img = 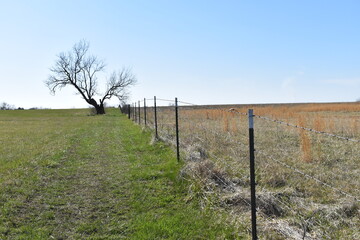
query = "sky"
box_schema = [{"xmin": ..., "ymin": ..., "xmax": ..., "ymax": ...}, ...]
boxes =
[{"xmin": 0, "ymin": 0, "xmax": 360, "ymax": 109}]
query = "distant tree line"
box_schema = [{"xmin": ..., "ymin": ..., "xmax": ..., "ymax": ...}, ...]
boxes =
[
  {"xmin": 1, "ymin": 102, "xmax": 15, "ymax": 110},
  {"xmin": 0, "ymin": 102, "xmax": 24, "ymax": 110}
]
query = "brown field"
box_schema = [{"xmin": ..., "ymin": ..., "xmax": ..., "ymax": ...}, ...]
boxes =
[{"xmin": 135, "ymin": 101, "xmax": 359, "ymax": 239}]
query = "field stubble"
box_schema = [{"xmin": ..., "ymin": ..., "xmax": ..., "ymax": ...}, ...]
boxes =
[{"xmin": 142, "ymin": 102, "xmax": 360, "ymax": 239}]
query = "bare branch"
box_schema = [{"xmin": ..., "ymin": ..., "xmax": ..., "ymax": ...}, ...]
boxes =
[{"xmin": 102, "ymin": 68, "xmax": 137, "ymax": 104}]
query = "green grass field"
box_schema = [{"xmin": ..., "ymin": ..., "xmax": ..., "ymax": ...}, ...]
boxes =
[{"xmin": 0, "ymin": 108, "xmax": 245, "ymax": 239}]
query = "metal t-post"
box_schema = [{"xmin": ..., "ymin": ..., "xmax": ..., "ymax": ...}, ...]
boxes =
[
  {"xmin": 144, "ymin": 98, "xmax": 147, "ymax": 126},
  {"xmin": 128, "ymin": 104, "xmax": 130, "ymax": 119},
  {"xmin": 154, "ymin": 96, "xmax": 158, "ymax": 138},
  {"xmin": 133, "ymin": 103, "xmax": 135, "ymax": 120},
  {"xmin": 138, "ymin": 101, "xmax": 141, "ymax": 124},
  {"xmin": 175, "ymin": 97, "xmax": 180, "ymax": 162},
  {"xmin": 248, "ymin": 109, "xmax": 257, "ymax": 240}
]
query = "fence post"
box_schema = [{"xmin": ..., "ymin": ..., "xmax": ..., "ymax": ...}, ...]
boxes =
[
  {"xmin": 248, "ymin": 109, "xmax": 257, "ymax": 240},
  {"xmin": 128, "ymin": 104, "xmax": 131, "ymax": 119},
  {"xmin": 154, "ymin": 96, "xmax": 158, "ymax": 139},
  {"xmin": 175, "ymin": 97, "xmax": 180, "ymax": 162},
  {"xmin": 138, "ymin": 101, "xmax": 141, "ymax": 124},
  {"xmin": 131, "ymin": 103, "xmax": 133, "ymax": 120},
  {"xmin": 135, "ymin": 102, "xmax": 137, "ymax": 122},
  {"xmin": 144, "ymin": 98, "xmax": 147, "ymax": 126}
]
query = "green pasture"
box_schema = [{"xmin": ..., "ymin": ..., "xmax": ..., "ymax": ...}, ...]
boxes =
[{"xmin": 0, "ymin": 108, "xmax": 244, "ymax": 239}]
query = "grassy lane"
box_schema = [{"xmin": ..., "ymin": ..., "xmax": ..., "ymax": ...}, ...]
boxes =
[{"xmin": 0, "ymin": 109, "xmax": 243, "ymax": 239}]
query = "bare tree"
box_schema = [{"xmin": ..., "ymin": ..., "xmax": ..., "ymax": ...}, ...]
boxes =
[
  {"xmin": 46, "ymin": 40, "xmax": 136, "ymax": 114},
  {"xmin": 0, "ymin": 102, "xmax": 15, "ymax": 110}
]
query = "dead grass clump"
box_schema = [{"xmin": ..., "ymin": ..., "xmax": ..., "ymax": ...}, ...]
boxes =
[
  {"xmin": 230, "ymin": 118, "xmax": 238, "ymax": 133},
  {"xmin": 313, "ymin": 115, "xmax": 325, "ymax": 132},
  {"xmin": 265, "ymin": 174, "xmax": 287, "ymax": 188},
  {"xmin": 186, "ymin": 160, "xmax": 212, "ymax": 178},
  {"xmin": 150, "ymin": 135, "xmax": 159, "ymax": 145},
  {"xmin": 183, "ymin": 160, "xmax": 231, "ymax": 190},
  {"xmin": 300, "ymin": 131, "xmax": 312, "ymax": 163},
  {"xmin": 327, "ymin": 118, "xmax": 335, "ymax": 132},
  {"xmin": 221, "ymin": 192, "xmax": 251, "ymax": 209},
  {"xmin": 187, "ymin": 151, "xmax": 202, "ymax": 162},
  {"xmin": 298, "ymin": 116, "xmax": 312, "ymax": 162},
  {"xmin": 350, "ymin": 118, "xmax": 358, "ymax": 136},
  {"xmin": 257, "ymin": 192, "xmax": 285, "ymax": 217},
  {"xmin": 223, "ymin": 114, "xmax": 229, "ymax": 132},
  {"xmin": 337, "ymin": 202, "xmax": 359, "ymax": 218},
  {"xmin": 185, "ymin": 144, "xmax": 207, "ymax": 162},
  {"xmin": 230, "ymin": 177, "xmax": 249, "ymax": 187},
  {"xmin": 205, "ymin": 111, "xmax": 210, "ymax": 120},
  {"xmin": 210, "ymin": 166, "xmax": 229, "ymax": 188}
]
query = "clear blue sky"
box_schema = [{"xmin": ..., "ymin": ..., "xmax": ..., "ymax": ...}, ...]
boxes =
[{"xmin": 1, "ymin": 0, "xmax": 360, "ymax": 108}]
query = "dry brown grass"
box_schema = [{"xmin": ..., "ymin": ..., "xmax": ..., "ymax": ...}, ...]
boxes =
[
  {"xmin": 223, "ymin": 113, "xmax": 229, "ymax": 132},
  {"xmin": 141, "ymin": 102, "xmax": 360, "ymax": 239},
  {"xmin": 298, "ymin": 116, "xmax": 312, "ymax": 163}
]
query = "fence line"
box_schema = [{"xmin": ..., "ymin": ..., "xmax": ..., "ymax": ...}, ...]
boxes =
[
  {"xmin": 126, "ymin": 97, "xmax": 360, "ymax": 239},
  {"xmin": 128, "ymin": 100, "xmax": 360, "ymax": 196}
]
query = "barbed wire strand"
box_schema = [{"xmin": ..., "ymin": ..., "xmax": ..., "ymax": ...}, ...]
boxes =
[
  {"xmin": 142, "ymin": 98, "xmax": 250, "ymax": 114},
  {"xmin": 254, "ymin": 190, "xmax": 332, "ymax": 240},
  {"xmin": 200, "ymin": 163, "xmax": 252, "ymax": 207},
  {"xmin": 254, "ymin": 114, "xmax": 360, "ymax": 143},
  {"xmin": 267, "ymin": 137, "xmax": 360, "ymax": 196},
  {"xmin": 273, "ymin": 139, "xmax": 360, "ymax": 195},
  {"xmin": 208, "ymin": 153, "xmax": 250, "ymax": 186},
  {"xmin": 255, "ymin": 149, "xmax": 359, "ymax": 202}
]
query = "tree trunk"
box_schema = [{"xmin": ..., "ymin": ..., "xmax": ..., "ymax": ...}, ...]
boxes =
[
  {"xmin": 95, "ymin": 104, "xmax": 105, "ymax": 114},
  {"xmin": 89, "ymin": 98, "xmax": 106, "ymax": 115}
]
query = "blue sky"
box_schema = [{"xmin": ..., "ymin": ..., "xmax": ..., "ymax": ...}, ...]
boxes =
[{"xmin": 0, "ymin": 0, "xmax": 360, "ymax": 108}]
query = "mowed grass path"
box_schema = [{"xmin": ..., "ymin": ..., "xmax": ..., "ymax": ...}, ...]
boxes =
[{"xmin": 0, "ymin": 109, "xmax": 242, "ymax": 239}]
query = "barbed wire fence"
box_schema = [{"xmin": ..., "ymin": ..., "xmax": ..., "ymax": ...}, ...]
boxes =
[{"xmin": 122, "ymin": 97, "xmax": 360, "ymax": 240}]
